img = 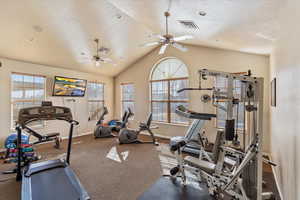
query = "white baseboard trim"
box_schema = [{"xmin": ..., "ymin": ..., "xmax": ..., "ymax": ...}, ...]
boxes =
[
  {"xmin": 264, "ymin": 152, "xmax": 283, "ymax": 200},
  {"xmin": 140, "ymin": 132, "xmax": 171, "ymax": 140},
  {"xmin": 60, "ymin": 131, "xmax": 93, "ymax": 140}
]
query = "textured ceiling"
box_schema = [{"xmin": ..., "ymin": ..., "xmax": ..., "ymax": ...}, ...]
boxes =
[{"xmin": 0, "ymin": 0, "xmax": 282, "ymax": 77}]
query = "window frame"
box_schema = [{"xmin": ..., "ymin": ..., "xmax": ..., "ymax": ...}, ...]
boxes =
[
  {"xmin": 150, "ymin": 77, "xmax": 189, "ymax": 124},
  {"xmin": 87, "ymin": 81, "xmax": 105, "ymax": 121},
  {"xmin": 121, "ymin": 82, "xmax": 135, "ymax": 117},
  {"xmin": 150, "ymin": 56, "xmax": 190, "ymax": 125},
  {"xmin": 10, "ymin": 72, "xmax": 46, "ymax": 129}
]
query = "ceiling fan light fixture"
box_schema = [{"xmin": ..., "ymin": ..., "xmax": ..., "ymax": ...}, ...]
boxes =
[
  {"xmin": 140, "ymin": 10, "xmax": 193, "ymax": 55},
  {"xmin": 199, "ymin": 11, "xmax": 207, "ymax": 16}
]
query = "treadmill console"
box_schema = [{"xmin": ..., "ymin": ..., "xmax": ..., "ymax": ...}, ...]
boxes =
[
  {"xmin": 175, "ymin": 105, "xmax": 216, "ymax": 120},
  {"xmin": 18, "ymin": 103, "xmax": 73, "ymax": 126}
]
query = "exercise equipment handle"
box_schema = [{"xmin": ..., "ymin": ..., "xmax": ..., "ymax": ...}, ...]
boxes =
[
  {"xmin": 71, "ymin": 120, "xmax": 79, "ymax": 125},
  {"xmin": 263, "ymin": 158, "xmax": 277, "ymax": 166},
  {"xmin": 177, "ymin": 87, "xmax": 213, "ymax": 93}
]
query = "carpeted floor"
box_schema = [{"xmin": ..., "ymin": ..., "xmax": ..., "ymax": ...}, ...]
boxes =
[
  {"xmin": 0, "ymin": 135, "xmax": 161, "ymax": 200},
  {"xmin": 0, "ymin": 134, "xmax": 280, "ymax": 200}
]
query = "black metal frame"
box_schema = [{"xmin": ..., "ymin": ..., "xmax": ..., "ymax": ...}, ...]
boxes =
[
  {"xmin": 16, "ymin": 104, "xmax": 79, "ymax": 181},
  {"xmin": 22, "ymin": 126, "xmax": 60, "ymax": 147}
]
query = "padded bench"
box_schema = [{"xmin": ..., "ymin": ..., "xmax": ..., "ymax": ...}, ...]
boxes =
[{"xmin": 184, "ymin": 156, "xmax": 216, "ymax": 174}]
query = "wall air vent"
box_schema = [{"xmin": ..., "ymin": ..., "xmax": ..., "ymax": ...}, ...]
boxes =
[{"xmin": 178, "ymin": 20, "xmax": 199, "ymax": 30}]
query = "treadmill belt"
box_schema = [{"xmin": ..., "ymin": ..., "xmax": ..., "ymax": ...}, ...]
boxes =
[
  {"xmin": 137, "ymin": 176, "xmax": 213, "ymax": 200},
  {"xmin": 31, "ymin": 168, "xmax": 80, "ymax": 200}
]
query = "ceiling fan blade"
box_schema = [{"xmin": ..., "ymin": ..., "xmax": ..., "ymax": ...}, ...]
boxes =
[
  {"xmin": 102, "ymin": 58, "xmax": 113, "ymax": 63},
  {"xmin": 95, "ymin": 61, "xmax": 101, "ymax": 67},
  {"xmin": 173, "ymin": 35, "xmax": 194, "ymax": 42},
  {"xmin": 159, "ymin": 44, "xmax": 168, "ymax": 55},
  {"xmin": 141, "ymin": 41, "xmax": 160, "ymax": 47},
  {"xmin": 172, "ymin": 43, "xmax": 188, "ymax": 52},
  {"xmin": 78, "ymin": 58, "xmax": 91, "ymax": 64},
  {"xmin": 153, "ymin": 34, "xmax": 165, "ymax": 40}
]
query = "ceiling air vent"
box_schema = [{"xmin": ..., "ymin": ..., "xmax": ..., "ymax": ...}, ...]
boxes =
[{"xmin": 178, "ymin": 20, "xmax": 199, "ymax": 30}]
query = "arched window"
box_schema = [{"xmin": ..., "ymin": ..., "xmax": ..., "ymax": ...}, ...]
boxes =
[{"xmin": 150, "ymin": 58, "xmax": 189, "ymax": 124}]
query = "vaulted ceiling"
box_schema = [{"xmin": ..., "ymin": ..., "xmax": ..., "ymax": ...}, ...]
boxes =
[{"xmin": 0, "ymin": 0, "xmax": 282, "ymax": 77}]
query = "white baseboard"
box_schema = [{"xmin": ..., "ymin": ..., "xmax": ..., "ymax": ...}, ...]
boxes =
[
  {"xmin": 140, "ymin": 131, "xmax": 171, "ymax": 140},
  {"xmin": 60, "ymin": 131, "xmax": 93, "ymax": 140}
]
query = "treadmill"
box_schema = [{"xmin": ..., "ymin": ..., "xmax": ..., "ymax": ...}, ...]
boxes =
[
  {"xmin": 16, "ymin": 101, "xmax": 90, "ymax": 200},
  {"xmin": 175, "ymin": 105, "xmax": 216, "ymax": 155}
]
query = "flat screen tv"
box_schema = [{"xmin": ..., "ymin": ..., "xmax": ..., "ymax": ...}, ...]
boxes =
[{"xmin": 53, "ymin": 76, "xmax": 87, "ymax": 97}]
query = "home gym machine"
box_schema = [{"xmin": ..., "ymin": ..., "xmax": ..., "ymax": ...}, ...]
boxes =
[
  {"xmin": 169, "ymin": 69, "xmax": 274, "ymax": 200},
  {"xmin": 94, "ymin": 106, "xmax": 132, "ymax": 138},
  {"xmin": 16, "ymin": 101, "xmax": 90, "ymax": 200},
  {"xmin": 118, "ymin": 110, "xmax": 158, "ymax": 145},
  {"xmin": 139, "ymin": 69, "xmax": 274, "ymax": 200}
]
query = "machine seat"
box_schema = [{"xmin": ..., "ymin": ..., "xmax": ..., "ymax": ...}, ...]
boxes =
[
  {"xmin": 184, "ymin": 156, "xmax": 216, "ymax": 174},
  {"xmin": 169, "ymin": 136, "xmax": 187, "ymax": 152}
]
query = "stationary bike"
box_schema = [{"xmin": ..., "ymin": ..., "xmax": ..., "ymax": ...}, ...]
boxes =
[
  {"xmin": 118, "ymin": 110, "xmax": 158, "ymax": 145},
  {"xmin": 94, "ymin": 107, "xmax": 132, "ymax": 138}
]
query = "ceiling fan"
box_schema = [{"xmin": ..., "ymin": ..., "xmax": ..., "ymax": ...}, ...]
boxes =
[
  {"xmin": 142, "ymin": 11, "xmax": 194, "ymax": 55},
  {"xmin": 80, "ymin": 39, "xmax": 114, "ymax": 67}
]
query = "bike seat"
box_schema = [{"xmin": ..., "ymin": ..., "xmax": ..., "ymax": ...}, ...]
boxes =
[{"xmin": 169, "ymin": 136, "xmax": 187, "ymax": 152}]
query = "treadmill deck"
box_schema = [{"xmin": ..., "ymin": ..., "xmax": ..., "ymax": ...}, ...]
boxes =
[{"xmin": 22, "ymin": 159, "xmax": 90, "ymax": 200}]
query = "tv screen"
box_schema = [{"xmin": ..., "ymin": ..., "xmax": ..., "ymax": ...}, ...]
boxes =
[{"xmin": 53, "ymin": 76, "xmax": 87, "ymax": 97}]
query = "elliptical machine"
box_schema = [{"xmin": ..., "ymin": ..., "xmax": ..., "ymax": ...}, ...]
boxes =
[
  {"xmin": 94, "ymin": 107, "xmax": 114, "ymax": 138},
  {"xmin": 118, "ymin": 110, "xmax": 158, "ymax": 145},
  {"xmin": 94, "ymin": 107, "xmax": 133, "ymax": 138}
]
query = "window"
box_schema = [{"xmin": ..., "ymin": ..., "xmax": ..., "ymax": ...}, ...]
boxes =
[
  {"xmin": 150, "ymin": 58, "xmax": 189, "ymax": 124},
  {"xmin": 121, "ymin": 83, "xmax": 135, "ymax": 115},
  {"xmin": 87, "ymin": 82, "xmax": 105, "ymax": 121},
  {"xmin": 11, "ymin": 73, "xmax": 46, "ymax": 128},
  {"xmin": 215, "ymin": 76, "xmax": 245, "ymax": 129}
]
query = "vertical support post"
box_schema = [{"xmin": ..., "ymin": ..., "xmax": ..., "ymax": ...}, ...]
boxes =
[
  {"xmin": 167, "ymin": 80, "xmax": 171, "ymax": 123},
  {"xmin": 226, "ymin": 77, "xmax": 234, "ymax": 120},
  {"xmin": 16, "ymin": 125, "xmax": 22, "ymax": 181},
  {"xmin": 66, "ymin": 122, "xmax": 75, "ymax": 165},
  {"xmin": 256, "ymin": 78, "xmax": 264, "ymax": 200}
]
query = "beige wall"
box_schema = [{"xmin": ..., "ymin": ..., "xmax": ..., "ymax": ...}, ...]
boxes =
[
  {"xmin": 0, "ymin": 58, "xmax": 114, "ymax": 144},
  {"xmin": 270, "ymin": 0, "xmax": 300, "ymax": 199},
  {"xmin": 114, "ymin": 45, "xmax": 270, "ymax": 152}
]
